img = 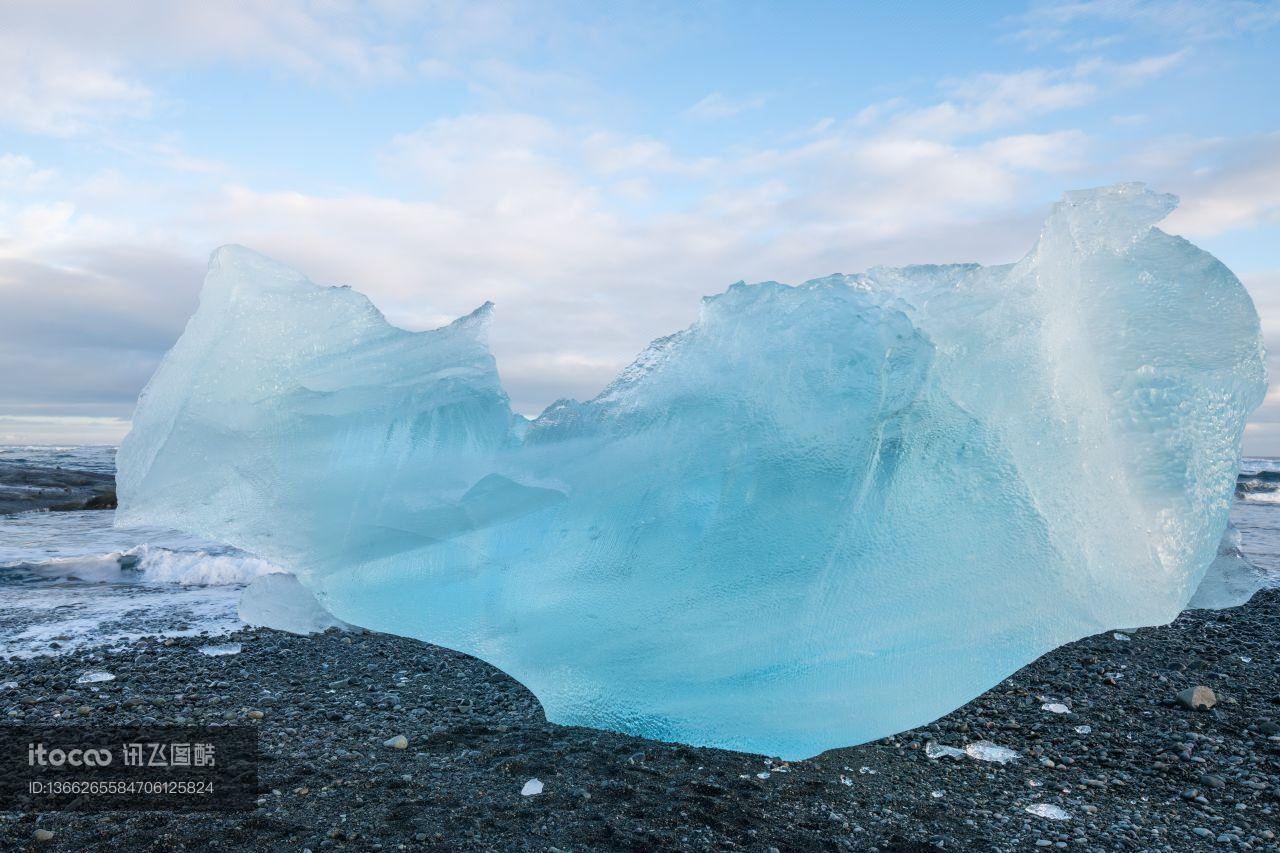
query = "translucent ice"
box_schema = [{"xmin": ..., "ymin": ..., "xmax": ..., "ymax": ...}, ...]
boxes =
[
  {"xmin": 1186, "ymin": 524, "xmax": 1269, "ymax": 609},
  {"xmin": 116, "ymin": 184, "xmax": 1266, "ymax": 759},
  {"xmin": 964, "ymin": 741, "xmax": 1020, "ymax": 764},
  {"xmin": 1025, "ymin": 803, "xmax": 1071, "ymax": 821},
  {"xmin": 237, "ymin": 573, "xmax": 350, "ymax": 635}
]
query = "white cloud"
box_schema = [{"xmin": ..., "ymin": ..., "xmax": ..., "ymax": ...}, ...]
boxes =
[
  {"xmin": 685, "ymin": 91, "xmax": 768, "ymax": 120},
  {"xmin": 0, "ymin": 42, "xmax": 153, "ymax": 136},
  {"xmin": 0, "ymin": 81, "xmax": 1119, "ymax": 418},
  {"xmin": 0, "ymin": 6, "xmax": 1268, "ymax": 435},
  {"xmin": 1073, "ymin": 48, "xmax": 1190, "ymax": 84},
  {"xmin": 862, "ymin": 47, "xmax": 1183, "ymax": 140},
  {"xmin": 979, "ymin": 130, "xmax": 1092, "ymax": 171},
  {"xmin": 1160, "ymin": 133, "xmax": 1280, "ymax": 236},
  {"xmin": 0, "ymin": 415, "xmax": 130, "ymax": 445},
  {"xmin": 0, "ymin": 155, "xmax": 56, "ymax": 192},
  {"xmin": 1014, "ymin": 0, "xmax": 1280, "ymax": 46},
  {"xmin": 0, "ymin": 0, "xmax": 469, "ymax": 135}
]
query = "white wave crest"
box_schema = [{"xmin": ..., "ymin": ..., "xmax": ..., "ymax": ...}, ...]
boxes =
[{"xmin": 21, "ymin": 544, "xmax": 286, "ymax": 587}]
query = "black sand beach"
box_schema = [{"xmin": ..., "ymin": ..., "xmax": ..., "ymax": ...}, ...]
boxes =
[{"xmin": 0, "ymin": 589, "xmax": 1277, "ymax": 851}]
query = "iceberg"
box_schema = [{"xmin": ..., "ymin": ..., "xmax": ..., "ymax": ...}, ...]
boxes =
[{"xmin": 116, "ymin": 184, "xmax": 1266, "ymax": 759}]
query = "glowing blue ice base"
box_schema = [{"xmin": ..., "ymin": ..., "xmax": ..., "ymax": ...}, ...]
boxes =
[{"xmin": 118, "ymin": 185, "xmax": 1266, "ymax": 758}]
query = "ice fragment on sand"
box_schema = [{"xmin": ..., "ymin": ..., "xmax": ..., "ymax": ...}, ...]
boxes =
[
  {"xmin": 1041, "ymin": 702, "xmax": 1070, "ymax": 714},
  {"xmin": 1025, "ymin": 803, "xmax": 1071, "ymax": 821},
  {"xmin": 198, "ymin": 643, "xmax": 242, "ymax": 656},
  {"xmin": 116, "ymin": 184, "xmax": 1267, "ymax": 758},
  {"xmin": 75, "ymin": 671, "xmax": 114, "ymax": 684},
  {"xmin": 965, "ymin": 741, "xmax": 1019, "ymax": 764},
  {"xmin": 925, "ymin": 742, "xmax": 967, "ymax": 760},
  {"xmin": 1074, "ymin": 725, "xmax": 1092, "ymax": 734},
  {"xmin": 521, "ymin": 779, "xmax": 543, "ymax": 796}
]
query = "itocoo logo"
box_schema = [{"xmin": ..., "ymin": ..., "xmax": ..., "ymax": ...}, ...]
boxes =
[{"xmin": 28, "ymin": 743, "xmax": 113, "ymax": 767}]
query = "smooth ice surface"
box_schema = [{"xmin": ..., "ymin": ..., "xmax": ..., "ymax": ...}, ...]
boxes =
[
  {"xmin": 1186, "ymin": 523, "xmax": 1269, "ymax": 609},
  {"xmin": 1026, "ymin": 804, "xmax": 1071, "ymax": 821},
  {"xmin": 237, "ymin": 574, "xmax": 350, "ymax": 635},
  {"xmin": 117, "ymin": 184, "xmax": 1266, "ymax": 759},
  {"xmin": 964, "ymin": 741, "xmax": 1020, "ymax": 764}
]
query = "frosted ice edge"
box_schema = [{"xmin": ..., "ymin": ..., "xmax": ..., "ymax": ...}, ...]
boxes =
[{"xmin": 117, "ymin": 185, "xmax": 1266, "ymax": 759}]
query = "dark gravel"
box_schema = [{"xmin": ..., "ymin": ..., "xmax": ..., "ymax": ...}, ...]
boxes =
[{"xmin": 1, "ymin": 589, "xmax": 1277, "ymax": 852}]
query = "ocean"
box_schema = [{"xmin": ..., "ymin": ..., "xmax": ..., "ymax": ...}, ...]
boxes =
[
  {"xmin": 0, "ymin": 445, "xmax": 284, "ymax": 658},
  {"xmin": 2, "ymin": 445, "xmax": 1279, "ymax": 660}
]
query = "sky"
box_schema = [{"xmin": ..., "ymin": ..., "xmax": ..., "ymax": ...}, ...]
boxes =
[{"xmin": 0, "ymin": 0, "xmax": 1278, "ymax": 450}]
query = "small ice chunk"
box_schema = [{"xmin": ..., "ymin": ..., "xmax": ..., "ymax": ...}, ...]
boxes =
[
  {"xmin": 75, "ymin": 671, "xmax": 115, "ymax": 684},
  {"xmin": 199, "ymin": 643, "xmax": 242, "ymax": 657},
  {"xmin": 238, "ymin": 574, "xmax": 350, "ymax": 635},
  {"xmin": 520, "ymin": 778, "xmax": 543, "ymax": 796},
  {"xmin": 925, "ymin": 741, "xmax": 966, "ymax": 760},
  {"xmin": 1074, "ymin": 725, "xmax": 1092, "ymax": 734},
  {"xmin": 1113, "ymin": 632, "xmax": 1130, "ymax": 641},
  {"xmin": 931, "ymin": 789, "xmax": 945, "ymax": 798},
  {"xmin": 1241, "ymin": 656, "xmax": 1252, "ymax": 663},
  {"xmin": 839, "ymin": 775, "xmax": 853, "ymax": 786},
  {"xmin": 1041, "ymin": 702, "xmax": 1070, "ymax": 714},
  {"xmin": 756, "ymin": 772, "xmax": 770, "ymax": 779},
  {"xmin": 1025, "ymin": 803, "xmax": 1071, "ymax": 821},
  {"xmin": 965, "ymin": 741, "xmax": 1019, "ymax": 764},
  {"xmin": 858, "ymin": 766, "xmax": 876, "ymax": 775},
  {"xmin": 0, "ymin": 681, "xmax": 17, "ymax": 691}
]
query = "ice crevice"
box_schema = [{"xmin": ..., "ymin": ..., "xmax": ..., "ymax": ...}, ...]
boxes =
[{"xmin": 116, "ymin": 184, "xmax": 1266, "ymax": 759}]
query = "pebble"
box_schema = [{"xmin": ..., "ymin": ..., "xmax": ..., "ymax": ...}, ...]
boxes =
[
  {"xmin": 0, "ymin": 587, "xmax": 1275, "ymax": 852},
  {"xmin": 33, "ymin": 829, "xmax": 53, "ymax": 842},
  {"xmin": 1176, "ymin": 685, "xmax": 1217, "ymax": 711},
  {"xmin": 383, "ymin": 735, "xmax": 408, "ymax": 749}
]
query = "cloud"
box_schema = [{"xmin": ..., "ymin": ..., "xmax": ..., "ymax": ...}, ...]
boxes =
[
  {"xmin": 0, "ymin": 4, "xmax": 1269, "ymax": 444},
  {"xmin": 0, "ymin": 0, "xmax": 445, "ymax": 135},
  {"xmin": 0, "ymin": 92, "xmax": 1114, "ymax": 430},
  {"xmin": 979, "ymin": 130, "xmax": 1092, "ymax": 171},
  {"xmin": 0, "ymin": 1, "xmax": 407, "ymax": 80},
  {"xmin": 1013, "ymin": 0, "xmax": 1280, "ymax": 47},
  {"xmin": 0, "ymin": 1, "xmax": 684, "ymax": 137},
  {"xmin": 187, "ymin": 112, "xmax": 1102, "ymax": 416},
  {"xmin": 0, "ymin": 43, "xmax": 153, "ymax": 136},
  {"xmin": 0, "ymin": 415, "xmax": 130, "ymax": 445},
  {"xmin": 1237, "ymin": 268, "xmax": 1280, "ymax": 454},
  {"xmin": 0, "ymin": 155, "xmax": 56, "ymax": 192},
  {"xmin": 0, "ymin": 249, "xmax": 202, "ymax": 423},
  {"xmin": 685, "ymin": 92, "xmax": 768, "ymax": 121},
  {"xmin": 867, "ymin": 48, "xmax": 1184, "ymax": 139},
  {"xmin": 1160, "ymin": 133, "xmax": 1280, "ymax": 236},
  {"xmin": 1072, "ymin": 48, "xmax": 1190, "ymax": 83}
]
